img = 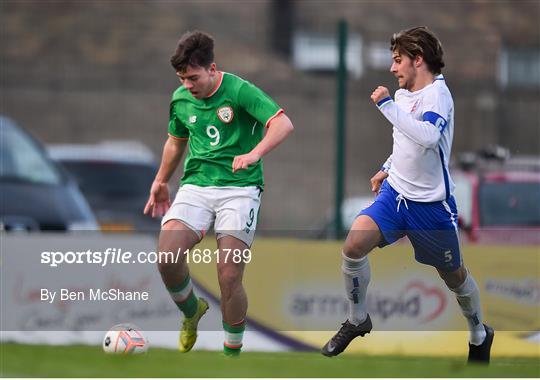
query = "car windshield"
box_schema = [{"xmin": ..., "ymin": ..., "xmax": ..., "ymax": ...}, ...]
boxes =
[
  {"xmin": 479, "ymin": 182, "xmax": 540, "ymax": 226},
  {"xmin": 0, "ymin": 123, "xmax": 61, "ymax": 185},
  {"xmin": 60, "ymin": 161, "xmax": 155, "ymax": 198}
]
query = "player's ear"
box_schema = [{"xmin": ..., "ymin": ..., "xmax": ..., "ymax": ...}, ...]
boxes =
[
  {"xmin": 208, "ymin": 63, "xmax": 217, "ymax": 75},
  {"xmin": 414, "ymin": 55, "xmax": 423, "ymax": 68}
]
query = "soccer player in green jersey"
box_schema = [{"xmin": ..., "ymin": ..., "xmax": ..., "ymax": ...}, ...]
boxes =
[{"xmin": 144, "ymin": 30, "xmax": 294, "ymax": 356}]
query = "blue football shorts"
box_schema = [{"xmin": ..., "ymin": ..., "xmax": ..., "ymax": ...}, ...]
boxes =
[{"xmin": 359, "ymin": 180, "xmax": 462, "ymax": 272}]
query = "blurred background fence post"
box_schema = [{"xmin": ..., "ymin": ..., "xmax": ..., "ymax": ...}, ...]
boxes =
[{"xmin": 334, "ymin": 19, "xmax": 348, "ymax": 239}]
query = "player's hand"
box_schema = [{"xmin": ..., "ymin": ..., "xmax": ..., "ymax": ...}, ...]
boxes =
[
  {"xmin": 232, "ymin": 151, "xmax": 261, "ymax": 173},
  {"xmin": 371, "ymin": 86, "xmax": 390, "ymax": 104},
  {"xmin": 370, "ymin": 170, "xmax": 389, "ymax": 195},
  {"xmin": 143, "ymin": 181, "xmax": 171, "ymax": 218}
]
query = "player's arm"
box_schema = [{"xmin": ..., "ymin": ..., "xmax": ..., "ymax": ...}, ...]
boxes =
[
  {"xmin": 370, "ymin": 154, "xmax": 391, "ymax": 194},
  {"xmin": 144, "ymin": 136, "xmax": 188, "ymax": 217},
  {"xmin": 371, "ymin": 86, "xmax": 443, "ymax": 148},
  {"xmin": 381, "ymin": 154, "xmax": 392, "ymax": 174},
  {"xmin": 232, "ymin": 113, "xmax": 294, "ymax": 173}
]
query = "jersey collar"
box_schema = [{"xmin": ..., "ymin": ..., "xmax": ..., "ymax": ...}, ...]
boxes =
[
  {"xmin": 434, "ymin": 74, "xmax": 445, "ymax": 81},
  {"xmin": 205, "ymin": 71, "xmax": 223, "ymax": 98}
]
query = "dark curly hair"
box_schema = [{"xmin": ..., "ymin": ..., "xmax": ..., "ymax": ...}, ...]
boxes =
[
  {"xmin": 170, "ymin": 30, "xmax": 214, "ymax": 73},
  {"xmin": 390, "ymin": 26, "xmax": 445, "ymax": 74}
]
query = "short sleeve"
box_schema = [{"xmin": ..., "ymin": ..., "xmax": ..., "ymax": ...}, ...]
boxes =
[
  {"xmin": 422, "ymin": 87, "xmax": 452, "ymax": 133},
  {"xmin": 168, "ymin": 102, "xmax": 189, "ymax": 139},
  {"xmin": 238, "ymin": 81, "xmax": 283, "ymax": 128}
]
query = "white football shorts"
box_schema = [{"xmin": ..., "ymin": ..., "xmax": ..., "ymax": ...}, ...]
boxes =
[{"xmin": 162, "ymin": 184, "xmax": 262, "ymax": 247}]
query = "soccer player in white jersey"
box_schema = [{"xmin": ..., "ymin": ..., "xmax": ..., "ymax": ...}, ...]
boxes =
[{"xmin": 322, "ymin": 26, "xmax": 494, "ymax": 364}]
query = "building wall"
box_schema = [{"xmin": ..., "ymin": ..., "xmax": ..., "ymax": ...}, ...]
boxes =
[{"xmin": 2, "ymin": 0, "xmax": 538, "ymax": 230}]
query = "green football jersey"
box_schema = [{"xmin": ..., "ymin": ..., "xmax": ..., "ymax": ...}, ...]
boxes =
[{"xmin": 168, "ymin": 72, "xmax": 282, "ymax": 188}]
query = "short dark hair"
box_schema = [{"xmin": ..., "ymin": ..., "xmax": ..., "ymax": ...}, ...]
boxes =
[
  {"xmin": 390, "ymin": 26, "xmax": 445, "ymax": 74},
  {"xmin": 170, "ymin": 31, "xmax": 214, "ymax": 73}
]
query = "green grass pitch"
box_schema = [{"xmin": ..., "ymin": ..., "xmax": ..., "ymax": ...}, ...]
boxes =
[{"xmin": 1, "ymin": 343, "xmax": 538, "ymax": 377}]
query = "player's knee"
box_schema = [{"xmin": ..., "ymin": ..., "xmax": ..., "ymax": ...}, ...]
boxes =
[
  {"xmin": 343, "ymin": 216, "xmax": 381, "ymax": 259},
  {"xmin": 156, "ymin": 260, "xmax": 179, "ymax": 275},
  {"xmin": 343, "ymin": 233, "xmax": 373, "ymax": 259},
  {"xmin": 155, "ymin": 250, "xmax": 186, "ymax": 275},
  {"xmin": 343, "ymin": 242, "xmax": 366, "ymax": 259},
  {"xmin": 438, "ymin": 265, "xmax": 467, "ymax": 289},
  {"xmin": 156, "ymin": 240, "xmax": 178, "ymax": 263},
  {"xmin": 217, "ymin": 267, "xmax": 242, "ymax": 293}
]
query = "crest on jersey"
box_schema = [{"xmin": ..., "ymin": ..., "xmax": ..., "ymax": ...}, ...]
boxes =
[
  {"xmin": 189, "ymin": 115, "xmax": 197, "ymax": 124},
  {"xmin": 410, "ymin": 100, "xmax": 420, "ymax": 113},
  {"xmin": 217, "ymin": 106, "xmax": 234, "ymax": 124}
]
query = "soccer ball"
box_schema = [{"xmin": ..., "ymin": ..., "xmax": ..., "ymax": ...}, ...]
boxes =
[{"xmin": 102, "ymin": 323, "xmax": 149, "ymax": 354}]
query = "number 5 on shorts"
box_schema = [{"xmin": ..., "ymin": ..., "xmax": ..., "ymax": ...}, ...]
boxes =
[{"xmin": 444, "ymin": 250, "xmax": 453, "ymax": 263}]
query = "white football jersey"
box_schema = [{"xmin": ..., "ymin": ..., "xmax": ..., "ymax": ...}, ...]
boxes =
[{"xmin": 377, "ymin": 74, "xmax": 455, "ymax": 202}]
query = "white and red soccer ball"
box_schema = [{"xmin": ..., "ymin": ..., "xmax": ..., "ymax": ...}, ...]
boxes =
[{"xmin": 102, "ymin": 323, "xmax": 149, "ymax": 354}]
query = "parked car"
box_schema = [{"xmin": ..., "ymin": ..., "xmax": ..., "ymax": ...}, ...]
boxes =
[
  {"xmin": 47, "ymin": 141, "xmax": 160, "ymax": 233},
  {"xmin": 452, "ymin": 152, "xmax": 540, "ymax": 244},
  {"xmin": 0, "ymin": 116, "xmax": 98, "ymax": 231}
]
